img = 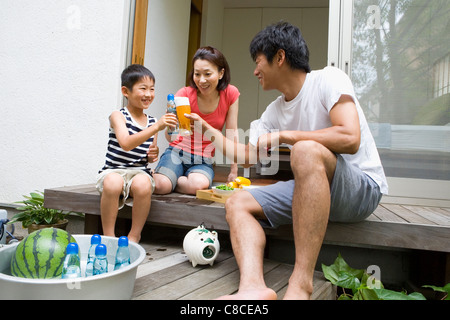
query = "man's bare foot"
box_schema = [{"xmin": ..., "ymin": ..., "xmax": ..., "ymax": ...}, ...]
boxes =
[
  {"xmin": 282, "ymin": 284, "xmax": 312, "ymax": 300},
  {"xmin": 283, "ymin": 291, "xmax": 311, "ymax": 300},
  {"xmin": 215, "ymin": 288, "xmax": 277, "ymax": 300}
]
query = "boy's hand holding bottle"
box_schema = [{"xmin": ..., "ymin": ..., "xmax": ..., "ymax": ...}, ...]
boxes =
[{"xmin": 156, "ymin": 113, "xmax": 178, "ymax": 132}]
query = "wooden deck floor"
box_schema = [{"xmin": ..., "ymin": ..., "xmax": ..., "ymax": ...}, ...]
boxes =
[
  {"xmin": 369, "ymin": 202, "xmax": 450, "ymax": 226},
  {"xmin": 132, "ymin": 236, "xmax": 335, "ymax": 300}
]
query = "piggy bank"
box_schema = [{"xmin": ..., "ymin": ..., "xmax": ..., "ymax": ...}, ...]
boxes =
[{"xmin": 183, "ymin": 224, "xmax": 220, "ymax": 267}]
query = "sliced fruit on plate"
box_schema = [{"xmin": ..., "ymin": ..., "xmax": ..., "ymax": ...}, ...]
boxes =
[
  {"xmin": 234, "ymin": 176, "xmax": 251, "ymax": 187},
  {"xmin": 227, "ymin": 181, "xmax": 238, "ymax": 189}
]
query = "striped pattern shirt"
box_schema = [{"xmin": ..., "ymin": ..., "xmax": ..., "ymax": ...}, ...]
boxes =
[{"xmin": 99, "ymin": 107, "xmax": 156, "ymax": 175}]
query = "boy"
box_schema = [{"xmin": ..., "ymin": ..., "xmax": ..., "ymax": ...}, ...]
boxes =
[{"xmin": 96, "ymin": 64, "xmax": 177, "ymax": 243}]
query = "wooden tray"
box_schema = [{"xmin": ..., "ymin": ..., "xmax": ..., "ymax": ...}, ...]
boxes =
[{"xmin": 196, "ymin": 189, "xmax": 233, "ymax": 203}]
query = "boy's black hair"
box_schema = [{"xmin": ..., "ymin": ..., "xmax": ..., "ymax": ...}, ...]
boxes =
[
  {"xmin": 121, "ymin": 64, "xmax": 155, "ymax": 90},
  {"xmin": 250, "ymin": 21, "xmax": 311, "ymax": 73}
]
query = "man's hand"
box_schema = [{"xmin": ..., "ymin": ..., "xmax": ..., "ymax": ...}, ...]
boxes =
[
  {"xmin": 257, "ymin": 131, "xmax": 280, "ymax": 153},
  {"xmin": 185, "ymin": 113, "xmax": 208, "ymax": 133}
]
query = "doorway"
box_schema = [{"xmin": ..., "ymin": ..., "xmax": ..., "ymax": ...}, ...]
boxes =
[
  {"xmin": 221, "ymin": 1, "xmax": 330, "ymax": 131},
  {"xmin": 186, "ymin": 0, "xmax": 203, "ymax": 85}
]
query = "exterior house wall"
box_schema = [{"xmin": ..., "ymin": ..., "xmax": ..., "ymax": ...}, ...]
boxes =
[
  {"xmin": 0, "ymin": 0, "xmax": 195, "ymax": 204},
  {"xmin": 0, "ymin": 0, "xmax": 132, "ymax": 203}
]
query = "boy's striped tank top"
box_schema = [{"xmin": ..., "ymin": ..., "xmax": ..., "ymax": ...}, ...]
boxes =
[{"xmin": 99, "ymin": 107, "xmax": 156, "ymax": 175}]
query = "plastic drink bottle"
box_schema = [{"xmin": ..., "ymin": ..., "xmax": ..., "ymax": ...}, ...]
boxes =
[
  {"xmin": 167, "ymin": 93, "xmax": 178, "ymax": 135},
  {"xmin": 93, "ymin": 244, "xmax": 108, "ymax": 275},
  {"xmin": 114, "ymin": 236, "xmax": 131, "ymax": 270},
  {"xmin": 85, "ymin": 234, "xmax": 101, "ymax": 277},
  {"xmin": 62, "ymin": 243, "xmax": 81, "ymax": 279}
]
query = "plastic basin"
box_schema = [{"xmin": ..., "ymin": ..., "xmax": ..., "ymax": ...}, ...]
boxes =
[{"xmin": 0, "ymin": 235, "xmax": 146, "ymax": 300}]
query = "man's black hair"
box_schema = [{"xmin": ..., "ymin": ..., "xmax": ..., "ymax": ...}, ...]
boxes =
[{"xmin": 250, "ymin": 21, "xmax": 311, "ymax": 73}]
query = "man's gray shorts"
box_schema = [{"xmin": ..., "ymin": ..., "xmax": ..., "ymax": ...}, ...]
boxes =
[{"xmin": 248, "ymin": 154, "xmax": 382, "ymax": 228}]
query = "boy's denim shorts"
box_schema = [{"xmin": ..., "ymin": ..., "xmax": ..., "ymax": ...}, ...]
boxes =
[
  {"xmin": 154, "ymin": 146, "xmax": 214, "ymax": 191},
  {"xmin": 248, "ymin": 154, "xmax": 382, "ymax": 228}
]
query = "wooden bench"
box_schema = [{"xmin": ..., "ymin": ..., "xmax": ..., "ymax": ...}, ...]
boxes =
[{"xmin": 43, "ymin": 177, "xmax": 450, "ymax": 255}]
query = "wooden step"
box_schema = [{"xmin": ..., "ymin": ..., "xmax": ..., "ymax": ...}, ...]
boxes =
[{"xmin": 132, "ymin": 244, "xmax": 335, "ymax": 300}]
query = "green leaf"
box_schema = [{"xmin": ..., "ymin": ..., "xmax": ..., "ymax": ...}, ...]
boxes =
[
  {"xmin": 423, "ymin": 283, "xmax": 450, "ymax": 300},
  {"xmin": 374, "ymin": 288, "xmax": 426, "ymax": 300},
  {"xmin": 423, "ymin": 283, "xmax": 450, "ymax": 293},
  {"xmin": 322, "ymin": 263, "xmax": 340, "ymax": 284},
  {"xmin": 336, "ymin": 271, "xmax": 361, "ymax": 292},
  {"xmin": 322, "ymin": 253, "xmax": 365, "ymax": 288},
  {"xmin": 337, "ymin": 294, "xmax": 353, "ymax": 300},
  {"xmin": 361, "ymin": 271, "xmax": 384, "ymax": 289},
  {"xmin": 360, "ymin": 288, "xmax": 379, "ymax": 300},
  {"xmin": 30, "ymin": 191, "xmax": 44, "ymax": 201}
]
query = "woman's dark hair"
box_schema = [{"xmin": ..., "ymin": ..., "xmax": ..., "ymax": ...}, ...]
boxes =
[
  {"xmin": 121, "ymin": 64, "xmax": 155, "ymax": 90},
  {"xmin": 188, "ymin": 46, "xmax": 231, "ymax": 91},
  {"xmin": 250, "ymin": 21, "xmax": 311, "ymax": 73}
]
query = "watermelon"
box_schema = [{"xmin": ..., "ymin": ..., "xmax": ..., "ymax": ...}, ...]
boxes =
[{"xmin": 10, "ymin": 227, "xmax": 76, "ymax": 279}]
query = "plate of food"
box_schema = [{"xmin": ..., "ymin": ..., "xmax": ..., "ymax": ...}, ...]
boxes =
[
  {"xmin": 212, "ymin": 184, "xmax": 236, "ymax": 195},
  {"xmin": 212, "ymin": 177, "xmax": 253, "ymax": 195}
]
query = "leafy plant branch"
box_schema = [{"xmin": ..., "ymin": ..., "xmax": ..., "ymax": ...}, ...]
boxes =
[
  {"xmin": 322, "ymin": 253, "xmax": 449, "ymax": 300},
  {"xmin": 8, "ymin": 191, "xmax": 83, "ymax": 228}
]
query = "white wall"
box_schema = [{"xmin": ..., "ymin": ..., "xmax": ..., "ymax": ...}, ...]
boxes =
[
  {"xmin": 144, "ymin": 0, "xmax": 192, "ymax": 158},
  {"xmin": 0, "ymin": 0, "xmax": 131, "ymax": 203}
]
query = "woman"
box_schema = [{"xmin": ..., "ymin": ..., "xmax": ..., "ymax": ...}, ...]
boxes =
[{"xmin": 153, "ymin": 46, "xmax": 240, "ymax": 195}]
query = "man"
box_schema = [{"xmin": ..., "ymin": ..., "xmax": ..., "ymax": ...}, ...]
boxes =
[{"xmin": 187, "ymin": 22, "xmax": 388, "ymax": 300}]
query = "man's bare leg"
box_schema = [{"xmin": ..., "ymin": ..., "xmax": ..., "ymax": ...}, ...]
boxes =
[
  {"xmin": 216, "ymin": 191, "xmax": 277, "ymax": 300},
  {"xmin": 283, "ymin": 141, "xmax": 337, "ymax": 300}
]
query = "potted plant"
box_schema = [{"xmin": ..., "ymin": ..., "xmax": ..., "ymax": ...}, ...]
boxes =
[{"xmin": 9, "ymin": 191, "xmax": 82, "ymax": 234}]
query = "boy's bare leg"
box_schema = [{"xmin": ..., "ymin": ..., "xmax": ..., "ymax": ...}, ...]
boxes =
[
  {"xmin": 216, "ymin": 191, "xmax": 277, "ymax": 300},
  {"xmin": 100, "ymin": 173, "xmax": 124, "ymax": 237},
  {"xmin": 283, "ymin": 141, "xmax": 336, "ymax": 299},
  {"xmin": 128, "ymin": 174, "xmax": 153, "ymax": 243}
]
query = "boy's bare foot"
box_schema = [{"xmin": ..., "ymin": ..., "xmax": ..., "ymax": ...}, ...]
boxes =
[{"xmin": 127, "ymin": 235, "xmax": 140, "ymax": 243}]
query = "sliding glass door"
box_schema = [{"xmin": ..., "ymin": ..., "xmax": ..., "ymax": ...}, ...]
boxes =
[{"xmin": 329, "ymin": 0, "xmax": 450, "ymax": 203}]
